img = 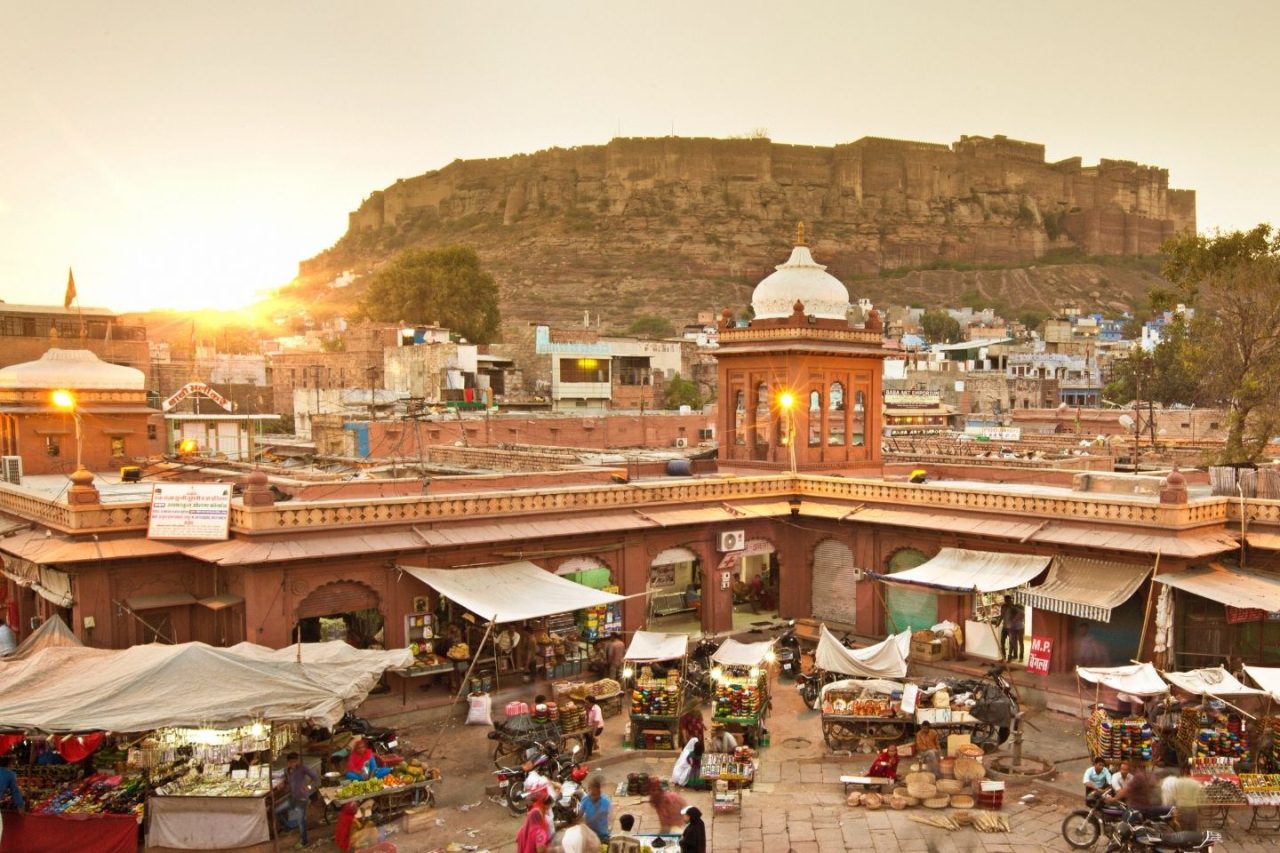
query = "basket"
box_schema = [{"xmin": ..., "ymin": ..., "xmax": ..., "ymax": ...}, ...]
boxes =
[
  {"xmin": 907, "ymin": 781, "xmax": 938, "ymax": 800},
  {"xmin": 845, "ymin": 792, "xmax": 862, "ymax": 807},
  {"xmin": 889, "ymin": 794, "xmax": 909, "ymax": 810},
  {"xmin": 904, "ymin": 771, "xmax": 936, "ymax": 786},
  {"xmin": 863, "ymin": 792, "xmax": 883, "ymax": 810},
  {"xmin": 954, "ymin": 756, "xmax": 986, "ymax": 782},
  {"xmin": 923, "ymin": 796, "xmax": 950, "ymax": 809},
  {"xmin": 953, "ymin": 810, "xmax": 974, "ymax": 826},
  {"xmin": 893, "ymin": 786, "xmax": 910, "ymax": 798},
  {"xmin": 956, "ymin": 743, "xmax": 985, "ymax": 759},
  {"xmin": 950, "ymin": 794, "xmax": 975, "ymax": 809},
  {"xmin": 904, "ymin": 795, "xmax": 920, "ymax": 807},
  {"xmin": 936, "ymin": 779, "xmax": 965, "ymax": 795}
]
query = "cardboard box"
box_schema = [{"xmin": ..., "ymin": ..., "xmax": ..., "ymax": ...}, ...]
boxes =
[
  {"xmin": 911, "ymin": 638, "xmax": 945, "ymax": 662},
  {"xmin": 400, "ymin": 805, "xmax": 436, "ymax": 834},
  {"xmin": 947, "ymin": 733, "xmax": 973, "ymax": 757}
]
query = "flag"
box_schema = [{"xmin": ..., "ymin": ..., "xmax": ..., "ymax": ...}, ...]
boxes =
[{"xmin": 64, "ymin": 268, "xmax": 77, "ymax": 309}]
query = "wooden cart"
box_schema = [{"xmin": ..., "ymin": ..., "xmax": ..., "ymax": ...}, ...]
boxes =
[
  {"xmin": 821, "ymin": 714, "xmax": 911, "ymax": 751},
  {"xmin": 319, "ymin": 778, "xmax": 438, "ymax": 824}
]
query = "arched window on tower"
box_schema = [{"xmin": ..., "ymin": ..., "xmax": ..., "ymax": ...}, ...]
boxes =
[
  {"xmin": 852, "ymin": 390, "xmax": 866, "ymax": 446},
  {"xmin": 734, "ymin": 390, "xmax": 746, "ymax": 445},
  {"xmin": 828, "ymin": 381, "xmax": 846, "ymax": 446},
  {"xmin": 808, "ymin": 390, "xmax": 822, "ymax": 447}
]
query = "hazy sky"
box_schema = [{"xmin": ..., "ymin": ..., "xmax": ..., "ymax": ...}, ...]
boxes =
[{"xmin": 2, "ymin": 1, "xmax": 1276, "ymax": 312}]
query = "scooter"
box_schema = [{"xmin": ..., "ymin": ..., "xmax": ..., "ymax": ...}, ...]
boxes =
[
  {"xmin": 775, "ymin": 620, "xmax": 800, "ymax": 680},
  {"xmin": 1102, "ymin": 805, "xmax": 1220, "ymax": 852},
  {"xmin": 1061, "ymin": 792, "xmax": 1175, "ymax": 849}
]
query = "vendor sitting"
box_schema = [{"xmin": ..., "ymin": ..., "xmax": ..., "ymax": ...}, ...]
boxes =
[
  {"xmin": 706, "ymin": 722, "xmax": 738, "ymax": 754},
  {"xmin": 344, "ymin": 736, "xmax": 391, "ymax": 781},
  {"xmin": 914, "ymin": 721, "xmax": 941, "ymax": 776},
  {"xmin": 1082, "ymin": 756, "xmax": 1112, "ymax": 798}
]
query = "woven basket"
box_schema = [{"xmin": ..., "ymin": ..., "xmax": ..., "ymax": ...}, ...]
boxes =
[
  {"xmin": 950, "ymin": 794, "xmax": 975, "ymax": 809},
  {"xmin": 904, "ymin": 771, "xmax": 936, "ymax": 786},
  {"xmin": 954, "ymin": 757, "xmax": 986, "ymax": 782},
  {"xmin": 863, "ymin": 792, "xmax": 884, "ymax": 810},
  {"xmin": 956, "ymin": 743, "xmax": 984, "ymax": 758},
  {"xmin": 936, "ymin": 779, "xmax": 965, "ymax": 795},
  {"xmin": 845, "ymin": 792, "xmax": 862, "ymax": 807},
  {"xmin": 889, "ymin": 794, "xmax": 909, "ymax": 810},
  {"xmin": 923, "ymin": 796, "xmax": 950, "ymax": 809},
  {"xmin": 953, "ymin": 809, "xmax": 974, "ymax": 826},
  {"xmin": 907, "ymin": 781, "xmax": 938, "ymax": 800},
  {"xmin": 904, "ymin": 795, "xmax": 920, "ymax": 807},
  {"xmin": 892, "ymin": 786, "xmax": 910, "ymax": 798}
]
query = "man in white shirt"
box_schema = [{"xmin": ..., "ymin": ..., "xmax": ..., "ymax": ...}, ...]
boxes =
[
  {"xmin": 0, "ymin": 617, "xmax": 15, "ymax": 656},
  {"xmin": 1109, "ymin": 760, "xmax": 1134, "ymax": 798}
]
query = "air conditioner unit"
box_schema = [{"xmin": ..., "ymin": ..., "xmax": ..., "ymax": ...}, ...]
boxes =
[
  {"xmin": 0, "ymin": 456, "xmax": 20, "ymax": 485},
  {"xmin": 717, "ymin": 530, "xmax": 746, "ymax": 552},
  {"xmin": 674, "ymin": 437, "xmax": 688, "ymax": 448}
]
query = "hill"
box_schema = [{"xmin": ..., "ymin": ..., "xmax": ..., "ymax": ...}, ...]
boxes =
[{"xmin": 289, "ymin": 133, "xmax": 1193, "ymax": 334}]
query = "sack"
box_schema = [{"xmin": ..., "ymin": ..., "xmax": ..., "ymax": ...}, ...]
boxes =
[{"xmin": 466, "ymin": 692, "xmax": 492, "ymax": 726}]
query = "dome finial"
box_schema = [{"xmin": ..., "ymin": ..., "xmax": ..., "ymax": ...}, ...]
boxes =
[{"xmin": 795, "ymin": 221, "xmax": 806, "ymax": 247}]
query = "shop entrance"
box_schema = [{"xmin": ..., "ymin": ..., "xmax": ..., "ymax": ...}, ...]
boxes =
[
  {"xmin": 294, "ymin": 580, "xmax": 384, "ymax": 648},
  {"xmin": 812, "ymin": 538, "xmax": 857, "ymax": 628},
  {"xmin": 646, "ymin": 548, "xmax": 701, "ymax": 633},
  {"xmin": 725, "ymin": 539, "xmax": 780, "ymax": 631}
]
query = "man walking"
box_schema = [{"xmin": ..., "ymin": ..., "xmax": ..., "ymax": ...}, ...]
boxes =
[
  {"xmin": 275, "ymin": 752, "xmax": 320, "ymax": 849},
  {"xmin": 998, "ymin": 594, "xmax": 1024, "ymax": 662}
]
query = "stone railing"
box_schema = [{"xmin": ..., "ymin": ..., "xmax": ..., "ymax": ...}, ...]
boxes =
[
  {"xmin": 718, "ymin": 326, "xmax": 885, "ymax": 345},
  {"xmin": 0, "ymin": 482, "xmax": 152, "ymax": 534}
]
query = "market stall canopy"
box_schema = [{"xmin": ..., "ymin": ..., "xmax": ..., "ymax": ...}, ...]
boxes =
[
  {"xmin": 9, "ymin": 614, "xmax": 81, "ymax": 660},
  {"xmin": 1153, "ymin": 563, "xmax": 1280, "ymax": 612},
  {"xmin": 1162, "ymin": 666, "xmax": 1266, "ymax": 697},
  {"xmin": 1243, "ymin": 665, "xmax": 1280, "ymax": 701},
  {"xmin": 0, "ymin": 642, "xmax": 392, "ymax": 732},
  {"xmin": 1015, "ymin": 557, "xmax": 1151, "ymax": 623},
  {"xmin": 1076, "ymin": 662, "xmax": 1168, "ymax": 696},
  {"xmin": 226, "ymin": 641, "xmax": 414, "ymax": 709},
  {"xmin": 815, "ymin": 626, "xmax": 911, "ymax": 679},
  {"xmin": 711, "ymin": 638, "xmax": 772, "ymax": 667},
  {"xmin": 865, "ymin": 548, "xmax": 1050, "ymax": 594},
  {"xmin": 625, "ymin": 630, "xmax": 689, "ymax": 662},
  {"xmin": 398, "ymin": 561, "xmax": 624, "ymax": 623},
  {"xmin": 820, "ymin": 677, "xmax": 905, "ymax": 700}
]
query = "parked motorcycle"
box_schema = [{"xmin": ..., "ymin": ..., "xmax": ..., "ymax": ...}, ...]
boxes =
[
  {"xmin": 684, "ymin": 635, "xmax": 721, "ymax": 702},
  {"xmin": 775, "ymin": 621, "xmax": 800, "ymax": 680},
  {"xmin": 1102, "ymin": 805, "xmax": 1220, "ymax": 853},
  {"xmin": 1061, "ymin": 792, "xmax": 1174, "ymax": 849},
  {"xmin": 490, "ymin": 738, "xmax": 562, "ymax": 815},
  {"xmin": 796, "ymin": 669, "xmax": 842, "ymax": 710},
  {"xmin": 950, "ymin": 664, "xmax": 1020, "ymax": 747}
]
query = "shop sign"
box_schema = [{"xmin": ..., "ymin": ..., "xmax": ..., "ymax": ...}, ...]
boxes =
[
  {"xmin": 965, "ymin": 426, "xmax": 1022, "ymax": 442},
  {"xmin": 147, "ymin": 483, "xmax": 232, "ymax": 540},
  {"xmin": 1026, "ymin": 636, "xmax": 1052, "ymax": 676},
  {"xmin": 162, "ymin": 382, "xmax": 233, "ymax": 412}
]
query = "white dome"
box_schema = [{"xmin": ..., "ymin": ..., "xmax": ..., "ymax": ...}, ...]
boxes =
[
  {"xmin": 751, "ymin": 244, "xmax": 850, "ymax": 320},
  {"xmin": 0, "ymin": 348, "xmax": 145, "ymax": 391}
]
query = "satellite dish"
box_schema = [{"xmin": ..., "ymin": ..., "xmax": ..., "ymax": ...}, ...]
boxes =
[{"xmin": 1118, "ymin": 414, "xmax": 1135, "ymax": 429}]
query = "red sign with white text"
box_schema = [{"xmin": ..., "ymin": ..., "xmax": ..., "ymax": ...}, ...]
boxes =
[{"xmin": 1027, "ymin": 636, "xmax": 1052, "ymax": 676}]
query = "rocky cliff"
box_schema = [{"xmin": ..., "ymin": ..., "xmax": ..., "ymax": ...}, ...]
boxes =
[{"xmin": 298, "ymin": 134, "xmax": 1194, "ymax": 331}]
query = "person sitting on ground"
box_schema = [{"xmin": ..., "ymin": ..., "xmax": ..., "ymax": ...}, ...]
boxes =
[
  {"xmin": 344, "ymin": 737, "xmax": 389, "ymax": 781},
  {"xmin": 647, "ymin": 777, "xmax": 687, "ymax": 834},
  {"xmin": 1082, "ymin": 756, "xmax": 1112, "ymax": 798},
  {"xmin": 915, "ymin": 721, "xmax": 941, "ymax": 776},
  {"xmin": 607, "ymin": 813, "xmax": 641, "ymax": 853},
  {"xmin": 706, "ymin": 722, "xmax": 738, "ymax": 754},
  {"xmin": 1108, "ymin": 760, "xmax": 1134, "ymax": 798}
]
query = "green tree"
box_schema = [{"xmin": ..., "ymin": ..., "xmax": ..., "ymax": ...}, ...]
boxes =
[
  {"xmin": 626, "ymin": 315, "xmax": 677, "ymax": 338},
  {"xmin": 1119, "ymin": 315, "xmax": 1145, "ymax": 340},
  {"xmin": 1161, "ymin": 225, "xmax": 1280, "ymax": 463},
  {"xmin": 1017, "ymin": 309, "xmax": 1050, "ymax": 334},
  {"xmin": 662, "ymin": 373, "xmax": 704, "ymax": 410},
  {"xmin": 920, "ymin": 310, "xmax": 963, "ymax": 344},
  {"xmin": 1103, "ymin": 322, "xmax": 1196, "ymax": 408},
  {"xmin": 358, "ymin": 246, "xmax": 500, "ymax": 343}
]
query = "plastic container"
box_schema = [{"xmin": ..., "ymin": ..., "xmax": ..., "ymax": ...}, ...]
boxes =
[{"xmin": 978, "ymin": 780, "xmax": 1005, "ymax": 810}]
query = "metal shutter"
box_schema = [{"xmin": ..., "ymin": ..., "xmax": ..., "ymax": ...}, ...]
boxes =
[{"xmin": 811, "ymin": 539, "xmax": 858, "ymax": 627}]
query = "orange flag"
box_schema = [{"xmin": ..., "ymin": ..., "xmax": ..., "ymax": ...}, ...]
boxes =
[{"xmin": 64, "ymin": 268, "xmax": 77, "ymax": 309}]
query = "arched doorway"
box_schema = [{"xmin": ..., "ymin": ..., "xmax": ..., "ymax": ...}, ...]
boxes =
[
  {"xmin": 811, "ymin": 539, "xmax": 857, "ymax": 627},
  {"xmin": 557, "ymin": 557, "xmax": 620, "ymax": 641},
  {"xmin": 885, "ymin": 548, "xmax": 936, "ymax": 635},
  {"xmin": 648, "ymin": 547, "xmax": 700, "ymax": 630},
  {"xmin": 555, "ymin": 557, "xmax": 614, "ymax": 589},
  {"xmin": 295, "ymin": 580, "xmax": 383, "ymax": 647}
]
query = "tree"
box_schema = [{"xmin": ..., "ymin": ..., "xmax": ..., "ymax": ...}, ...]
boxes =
[
  {"xmin": 1103, "ymin": 321, "xmax": 1196, "ymax": 408},
  {"xmin": 920, "ymin": 310, "xmax": 963, "ymax": 344},
  {"xmin": 662, "ymin": 373, "xmax": 704, "ymax": 410},
  {"xmin": 1161, "ymin": 225, "xmax": 1280, "ymax": 463},
  {"xmin": 358, "ymin": 246, "xmax": 500, "ymax": 343},
  {"xmin": 1017, "ymin": 309, "xmax": 1050, "ymax": 333},
  {"xmin": 626, "ymin": 315, "xmax": 676, "ymax": 338}
]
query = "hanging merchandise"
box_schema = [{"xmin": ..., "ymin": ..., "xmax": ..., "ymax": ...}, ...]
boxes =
[
  {"xmin": 631, "ymin": 668, "xmax": 681, "ymax": 717},
  {"xmin": 1086, "ymin": 709, "xmax": 1154, "ymax": 763}
]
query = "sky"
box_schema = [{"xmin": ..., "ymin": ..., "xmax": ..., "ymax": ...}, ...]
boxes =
[{"xmin": 2, "ymin": 0, "xmax": 1277, "ymax": 312}]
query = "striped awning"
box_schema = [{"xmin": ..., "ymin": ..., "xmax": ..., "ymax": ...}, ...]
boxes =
[{"xmin": 1015, "ymin": 557, "xmax": 1151, "ymax": 623}]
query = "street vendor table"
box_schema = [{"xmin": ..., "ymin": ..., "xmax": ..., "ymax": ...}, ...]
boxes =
[
  {"xmin": 146, "ymin": 792, "xmax": 272, "ymax": 850},
  {"xmin": 700, "ymin": 753, "xmax": 755, "ymax": 789},
  {"xmin": 630, "ymin": 714, "xmax": 679, "ymax": 750},
  {"xmin": 1240, "ymin": 774, "xmax": 1280, "ymax": 832},
  {"xmin": 395, "ymin": 661, "xmax": 454, "ymax": 705},
  {"xmin": 4, "ymin": 811, "xmax": 138, "ymax": 853},
  {"xmin": 320, "ymin": 778, "xmax": 436, "ymax": 823},
  {"xmin": 1190, "ymin": 767, "xmax": 1248, "ymax": 830}
]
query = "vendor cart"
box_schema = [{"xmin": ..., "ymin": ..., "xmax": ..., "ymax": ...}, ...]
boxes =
[
  {"xmin": 320, "ymin": 777, "xmax": 438, "ymax": 824},
  {"xmin": 624, "ymin": 631, "xmax": 691, "ymax": 751},
  {"xmin": 820, "ymin": 679, "xmax": 911, "ymax": 751},
  {"xmin": 710, "ymin": 638, "xmax": 774, "ymax": 747},
  {"xmin": 490, "ymin": 716, "xmax": 565, "ymax": 767}
]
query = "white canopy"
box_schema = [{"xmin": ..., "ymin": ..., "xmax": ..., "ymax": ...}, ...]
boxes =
[
  {"xmin": 820, "ymin": 677, "xmax": 905, "ymax": 700},
  {"xmin": 1243, "ymin": 665, "xmax": 1280, "ymax": 701},
  {"xmin": 868, "ymin": 547, "xmax": 1051, "ymax": 594},
  {"xmin": 1162, "ymin": 666, "xmax": 1266, "ymax": 697},
  {"xmin": 625, "ymin": 630, "xmax": 688, "ymax": 662},
  {"xmin": 9, "ymin": 614, "xmax": 82, "ymax": 660},
  {"xmin": 815, "ymin": 626, "xmax": 911, "ymax": 679},
  {"xmin": 711, "ymin": 638, "xmax": 772, "ymax": 668},
  {"xmin": 1154, "ymin": 563, "xmax": 1280, "ymax": 612},
  {"xmin": 227, "ymin": 641, "xmax": 415, "ymax": 709},
  {"xmin": 400, "ymin": 561, "xmax": 624, "ymax": 623},
  {"xmin": 1015, "ymin": 557, "xmax": 1151, "ymax": 623},
  {"xmin": 1076, "ymin": 662, "xmax": 1169, "ymax": 697}
]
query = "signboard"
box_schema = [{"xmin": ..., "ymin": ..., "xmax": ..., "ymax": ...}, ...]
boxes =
[
  {"xmin": 148, "ymin": 483, "xmax": 232, "ymax": 540},
  {"xmin": 884, "ymin": 390, "xmax": 941, "ymax": 406},
  {"xmin": 1027, "ymin": 636, "xmax": 1053, "ymax": 676},
  {"xmin": 163, "ymin": 382, "xmax": 233, "ymax": 412},
  {"xmin": 965, "ymin": 426, "xmax": 1022, "ymax": 442}
]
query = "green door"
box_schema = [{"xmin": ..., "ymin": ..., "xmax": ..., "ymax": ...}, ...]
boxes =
[{"xmin": 885, "ymin": 548, "xmax": 937, "ymax": 634}]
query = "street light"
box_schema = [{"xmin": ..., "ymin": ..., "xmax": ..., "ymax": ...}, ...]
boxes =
[
  {"xmin": 777, "ymin": 391, "xmax": 797, "ymax": 475},
  {"xmin": 51, "ymin": 389, "xmax": 84, "ymax": 472}
]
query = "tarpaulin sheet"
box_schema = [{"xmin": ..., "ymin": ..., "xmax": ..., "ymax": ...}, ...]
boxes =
[
  {"xmin": 1163, "ymin": 666, "xmax": 1266, "ymax": 696},
  {"xmin": 146, "ymin": 794, "xmax": 270, "ymax": 849},
  {"xmin": 1014, "ymin": 557, "xmax": 1150, "ymax": 623},
  {"xmin": 399, "ymin": 561, "xmax": 624, "ymax": 623},
  {"xmin": 0, "ymin": 642, "xmax": 389, "ymax": 732},
  {"xmin": 1076, "ymin": 662, "xmax": 1168, "ymax": 696},
  {"xmin": 820, "ymin": 677, "xmax": 905, "ymax": 700},
  {"xmin": 625, "ymin": 630, "xmax": 689, "ymax": 662},
  {"xmin": 1154, "ymin": 563, "xmax": 1280, "ymax": 612},
  {"xmin": 710, "ymin": 638, "xmax": 772, "ymax": 667},
  {"xmin": 226, "ymin": 641, "xmax": 414, "ymax": 710},
  {"xmin": 4, "ymin": 811, "xmax": 138, "ymax": 853},
  {"xmin": 9, "ymin": 614, "xmax": 81, "ymax": 660},
  {"xmin": 1244, "ymin": 665, "xmax": 1280, "ymax": 701},
  {"xmin": 866, "ymin": 547, "xmax": 1050, "ymax": 594},
  {"xmin": 815, "ymin": 626, "xmax": 911, "ymax": 679}
]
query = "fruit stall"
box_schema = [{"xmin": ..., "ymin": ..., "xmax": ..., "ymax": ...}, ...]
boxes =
[
  {"xmin": 709, "ymin": 638, "xmax": 773, "ymax": 747},
  {"xmin": 319, "ymin": 760, "xmax": 440, "ymax": 822},
  {"xmin": 624, "ymin": 631, "xmax": 690, "ymax": 750}
]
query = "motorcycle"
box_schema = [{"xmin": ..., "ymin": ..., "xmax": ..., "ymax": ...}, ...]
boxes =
[
  {"xmin": 490, "ymin": 739, "xmax": 563, "ymax": 816},
  {"xmin": 1062, "ymin": 792, "xmax": 1175, "ymax": 849},
  {"xmin": 949, "ymin": 664, "xmax": 1020, "ymax": 748},
  {"xmin": 550, "ymin": 745, "xmax": 590, "ymax": 830},
  {"xmin": 684, "ymin": 635, "xmax": 720, "ymax": 703},
  {"xmin": 1102, "ymin": 805, "xmax": 1220, "ymax": 852},
  {"xmin": 797, "ymin": 669, "xmax": 842, "ymax": 710},
  {"xmin": 776, "ymin": 621, "xmax": 800, "ymax": 680}
]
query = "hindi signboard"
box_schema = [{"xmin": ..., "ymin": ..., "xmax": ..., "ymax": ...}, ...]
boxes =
[
  {"xmin": 1027, "ymin": 635, "xmax": 1052, "ymax": 676},
  {"xmin": 148, "ymin": 483, "xmax": 232, "ymax": 540}
]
